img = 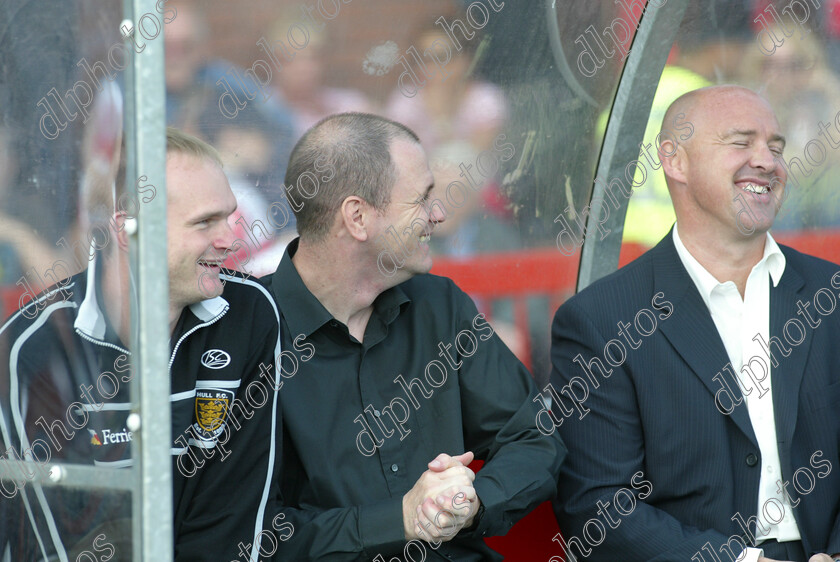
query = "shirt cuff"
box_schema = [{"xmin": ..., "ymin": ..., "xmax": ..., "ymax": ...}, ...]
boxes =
[
  {"xmin": 469, "ymin": 477, "xmax": 510, "ymax": 537},
  {"xmin": 737, "ymin": 547, "xmax": 764, "ymax": 562},
  {"xmin": 359, "ymin": 497, "xmax": 406, "ymax": 555}
]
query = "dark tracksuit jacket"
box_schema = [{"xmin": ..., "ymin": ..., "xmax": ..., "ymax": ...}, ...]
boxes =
[{"xmin": 0, "ymin": 258, "xmax": 282, "ymax": 561}]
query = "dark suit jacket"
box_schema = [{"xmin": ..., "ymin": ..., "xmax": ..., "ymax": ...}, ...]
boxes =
[{"xmin": 550, "ymin": 233, "xmax": 840, "ymax": 561}]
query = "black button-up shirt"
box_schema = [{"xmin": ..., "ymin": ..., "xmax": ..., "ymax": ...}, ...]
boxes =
[{"xmin": 262, "ymin": 239, "xmax": 565, "ymax": 561}]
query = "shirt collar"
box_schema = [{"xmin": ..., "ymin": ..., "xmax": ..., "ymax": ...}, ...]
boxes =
[
  {"xmin": 672, "ymin": 224, "xmax": 786, "ymax": 306},
  {"xmin": 75, "ymin": 253, "xmax": 229, "ymax": 342},
  {"xmin": 270, "ymin": 238, "xmax": 410, "ymax": 338},
  {"xmin": 75, "ymin": 254, "xmax": 114, "ymax": 341},
  {"xmin": 187, "ymin": 295, "xmax": 228, "ymax": 322}
]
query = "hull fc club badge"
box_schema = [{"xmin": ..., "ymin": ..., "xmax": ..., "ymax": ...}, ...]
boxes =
[{"xmin": 193, "ymin": 388, "xmax": 234, "ymax": 441}]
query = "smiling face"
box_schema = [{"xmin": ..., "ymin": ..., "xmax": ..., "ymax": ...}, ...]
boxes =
[
  {"xmin": 166, "ymin": 152, "xmax": 237, "ymax": 309},
  {"xmin": 371, "ymin": 138, "xmax": 444, "ymax": 282},
  {"xmin": 669, "ymin": 87, "xmax": 787, "ymax": 240}
]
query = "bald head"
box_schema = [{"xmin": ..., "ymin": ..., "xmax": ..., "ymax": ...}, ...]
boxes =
[
  {"xmin": 657, "ymin": 84, "xmax": 787, "ymax": 239},
  {"xmin": 286, "ymin": 113, "xmax": 420, "ymax": 242},
  {"xmin": 661, "ymin": 85, "xmax": 775, "ymax": 148}
]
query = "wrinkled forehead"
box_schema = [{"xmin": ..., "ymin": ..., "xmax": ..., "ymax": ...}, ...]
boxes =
[{"xmin": 691, "ymin": 89, "xmax": 783, "ymax": 139}]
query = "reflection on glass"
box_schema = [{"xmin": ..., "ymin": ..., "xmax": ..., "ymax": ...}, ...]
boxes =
[
  {"xmin": 0, "ymin": 6, "xmax": 135, "ymax": 556},
  {"xmin": 742, "ymin": 20, "xmax": 840, "ymax": 230},
  {"xmin": 0, "ymin": 2, "xmax": 144, "ymax": 559}
]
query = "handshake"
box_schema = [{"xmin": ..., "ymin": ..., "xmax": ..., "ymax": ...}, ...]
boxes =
[{"xmin": 402, "ymin": 451, "xmax": 481, "ymax": 543}]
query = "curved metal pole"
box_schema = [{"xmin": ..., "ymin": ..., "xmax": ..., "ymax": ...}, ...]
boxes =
[
  {"xmin": 545, "ymin": 0, "xmax": 599, "ymax": 108},
  {"xmin": 576, "ymin": 0, "xmax": 689, "ymax": 292}
]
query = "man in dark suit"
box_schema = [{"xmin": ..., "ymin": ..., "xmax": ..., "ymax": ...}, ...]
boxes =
[{"xmin": 550, "ymin": 85, "xmax": 840, "ymax": 562}]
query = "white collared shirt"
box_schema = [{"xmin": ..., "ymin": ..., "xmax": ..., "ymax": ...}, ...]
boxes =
[{"xmin": 673, "ymin": 225, "xmax": 801, "ymax": 545}]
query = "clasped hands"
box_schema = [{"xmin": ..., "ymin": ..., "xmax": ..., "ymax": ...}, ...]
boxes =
[{"xmin": 402, "ymin": 451, "xmax": 480, "ymax": 543}]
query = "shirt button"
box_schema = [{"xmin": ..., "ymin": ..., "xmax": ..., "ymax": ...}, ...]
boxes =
[
  {"xmin": 374, "ymin": 410, "xmax": 381, "ymax": 417},
  {"xmin": 746, "ymin": 453, "xmax": 759, "ymax": 467},
  {"xmin": 391, "ymin": 464, "xmax": 399, "ymax": 473},
  {"xmin": 329, "ymin": 320, "xmax": 338, "ymax": 327}
]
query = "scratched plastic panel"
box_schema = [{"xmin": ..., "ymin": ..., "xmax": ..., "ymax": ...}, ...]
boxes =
[
  {"xmin": 176, "ymin": 1, "xmax": 641, "ymax": 398},
  {"xmin": 0, "ymin": 1, "xmax": 139, "ymax": 560}
]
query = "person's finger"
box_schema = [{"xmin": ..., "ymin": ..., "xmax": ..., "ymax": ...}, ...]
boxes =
[
  {"xmin": 428, "ymin": 451, "xmax": 475, "ymax": 471},
  {"xmin": 436, "ymin": 486, "xmax": 477, "ymax": 512},
  {"xmin": 422, "ymin": 466, "xmax": 474, "ymax": 496},
  {"xmin": 434, "ymin": 464, "xmax": 475, "ymax": 483},
  {"xmin": 415, "ymin": 503, "xmax": 451, "ymax": 540},
  {"xmin": 420, "ymin": 499, "xmax": 459, "ymax": 534},
  {"xmin": 428, "ymin": 453, "xmax": 451, "ymax": 471},
  {"xmin": 414, "ymin": 508, "xmax": 437, "ymax": 541},
  {"xmin": 451, "ymin": 451, "xmax": 474, "ymax": 466}
]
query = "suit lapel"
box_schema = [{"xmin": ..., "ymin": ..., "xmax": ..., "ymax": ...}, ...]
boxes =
[
  {"xmin": 769, "ymin": 250, "xmax": 809, "ymax": 450},
  {"xmin": 652, "ymin": 235, "xmax": 758, "ymax": 446}
]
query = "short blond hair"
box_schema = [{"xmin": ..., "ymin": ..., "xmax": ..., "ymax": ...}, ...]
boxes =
[
  {"xmin": 166, "ymin": 126, "xmax": 223, "ymax": 167},
  {"xmin": 111, "ymin": 127, "xmax": 222, "ymax": 218}
]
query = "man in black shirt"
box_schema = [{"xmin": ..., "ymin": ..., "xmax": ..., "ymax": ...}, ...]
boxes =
[{"xmin": 261, "ymin": 112, "xmax": 566, "ymax": 560}]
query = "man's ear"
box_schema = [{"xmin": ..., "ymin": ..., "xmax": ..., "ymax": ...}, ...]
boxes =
[
  {"xmin": 340, "ymin": 196, "xmax": 371, "ymax": 242},
  {"xmin": 112, "ymin": 211, "xmax": 131, "ymax": 252},
  {"xmin": 659, "ymin": 136, "xmax": 689, "ymax": 186}
]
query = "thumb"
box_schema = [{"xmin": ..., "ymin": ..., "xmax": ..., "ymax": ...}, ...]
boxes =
[
  {"xmin": 452, "ymin": 451, "xmax": 474, "ymax": 466},
  {"xmin": 428, "ymin": 451, "xmax": 475, "ymax": 471}
]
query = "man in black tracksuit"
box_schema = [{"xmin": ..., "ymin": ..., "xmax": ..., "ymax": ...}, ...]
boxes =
[{"xmin": 0, "ymin": 129, "xmax": 282, "ymax": 561}]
